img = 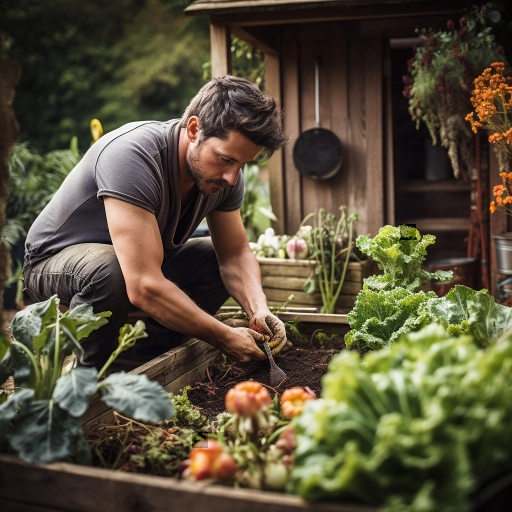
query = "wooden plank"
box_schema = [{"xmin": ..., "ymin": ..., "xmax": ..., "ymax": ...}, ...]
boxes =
[
  {"xmin": 383, "ymin": 43, "xmax": 395, "ymax": 226},
  {"xmin": 210, "ymin": 21, "xmax": 231, "ymax": 77},
  {"xmin": 365, "ymin": 36, "xmax": 384, "ymax": 236},
  {"xmin": 259, "ymin": 260, "xmax": 369, "ymax": 281},
  {"xmin": 0, "ymin": 497, "xmax": 69, "ymax": 512},
  {"xmin": 264, "ymin": 288, "xmax": 358, "ymax": 308},
  {"xmin": 265, "ymin": 51, "xmax": 286, "ymax": 235},
  {"xmin": 347, "ymin": 34, "xmax": 369, "ymax": 236},
  {"xmin": 262, "ymin": 275, "xmax": 363, "ymax": 295},
  {"xmin": 281, "ymin": 26, "xmax": 302, "ymax": 234},
  {"xmin": 81, "ymin": 339, "xmax": 219, "ymax": 425},
  {"xmin": 0, "ymin": 455, "xmax": 376, "ymax": 512},
  {"xmin": 203, "ymin": 3, "xmax": 468, "ymax": 27},
  {"xmin": 164, "ymin": 355, "xmax": 218, "ymax": 394}
]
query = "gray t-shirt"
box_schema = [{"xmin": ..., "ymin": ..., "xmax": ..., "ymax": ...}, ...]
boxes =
[{"xmin": 25, "ymin": 120, "xmax": 244, "ymax": 261}]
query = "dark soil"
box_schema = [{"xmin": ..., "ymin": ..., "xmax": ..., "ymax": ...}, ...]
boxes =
[{"xmin": 187, "ymin": 345, "xmax": 341, "ymax": 419}]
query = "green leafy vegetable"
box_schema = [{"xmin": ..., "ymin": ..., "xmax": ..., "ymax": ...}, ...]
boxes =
[
  {"xmin": 356, "ymin": 225, "xmax": 452, "ymax": 291},
  {"xmin": 346, "ymin": 287, "xmax": 435, "ymax": 350},
  {"xmin": 345, "ymin": 225, "xmax": 452, "ymax": 350},
  {"xmin": 289, "ymin": 325, "xmax": 512, "ymax": 511},
  {"xmin": 98, "ymin": 372, "xmax": 173, "ymax": 423},
  {"xmin": 0, "ymin": 295, "xmax": 174, "ymax": 464},
  {"xmin": 419, "ymin": 284, "xmax": 512, "ymax": 347}
]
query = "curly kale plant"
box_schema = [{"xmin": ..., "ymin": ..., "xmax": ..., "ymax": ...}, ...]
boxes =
[
  {"xmin": 290, "ymin": 324, "xmax": 512, "ymax": 511},
  {"xmin": 345, "ymin": 225, "xmax": 452, "ymax": 350},
  {"xmin": 0, "ymin": 295, "xmax": 174, "ymax": 464}
]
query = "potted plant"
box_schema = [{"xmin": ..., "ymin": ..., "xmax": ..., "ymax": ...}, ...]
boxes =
[
  {"xmin": 403, "ymin": 4, "xmax": 506, "ymax": 179},
  {"xmin": 465, "ymin": 60, "xmax": 512, "ymax": 275}
]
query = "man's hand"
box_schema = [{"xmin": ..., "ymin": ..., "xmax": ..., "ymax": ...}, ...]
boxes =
[
  {"xmin": 221, "ymin": 327, "xmax": 267, "ymax": 362},
  {"xmin": 249, "ymin": 313, "xmax": 288, "ymax": 355}
]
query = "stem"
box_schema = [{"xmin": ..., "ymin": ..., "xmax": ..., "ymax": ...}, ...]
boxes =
[
  {"xmin": 51, "ymin": 316, "xmax": 62, "ymax": 392},
  {"xmin": 266, "ymin": 422, "xmax": 291, "ymax": 445},
  {"xmin": 332, "ymin": 219, "xmax": 354, "ymax": 309},
  {"xmin": 98, "ymin": 346, "xmax": 122, "ymax": 380},
  {"xmin": 12, "ymin": 341, "xmax": 43, "ymax": 393}
]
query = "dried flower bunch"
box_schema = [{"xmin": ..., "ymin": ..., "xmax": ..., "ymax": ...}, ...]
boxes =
[
  {"xmin": 466, "ymin": 61, "xmax": 512, "ymax": 214},
  {"xmin": 404, "ymin": 4, "xmax": 506, "ymax": 179}
]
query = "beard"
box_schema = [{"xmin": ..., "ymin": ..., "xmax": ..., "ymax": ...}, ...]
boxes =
[{"xmin": 185, "ymin": 143, "xmax": 228, "ymax": 197}]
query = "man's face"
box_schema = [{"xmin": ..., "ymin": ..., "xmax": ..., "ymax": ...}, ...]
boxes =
[{"xmin": 185, "ymin": 130, "xmax": 262, "ymax": 196}]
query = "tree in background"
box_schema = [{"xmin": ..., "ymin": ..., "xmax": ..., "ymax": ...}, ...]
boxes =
[{"xmin": 1, "ymin": 0, "xmax": 210, "ymax": 153}]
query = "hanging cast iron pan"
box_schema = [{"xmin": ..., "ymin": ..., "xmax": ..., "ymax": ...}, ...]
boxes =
[{"xmin": 293, "ymin": 59, "xmax": 343, "ymax": 180}]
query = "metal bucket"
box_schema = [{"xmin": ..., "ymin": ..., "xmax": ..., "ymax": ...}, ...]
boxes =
[
  {"xmin": 493, "ymin": 234, "xmax": 512, "ymax": 275},
  {"xmin": 424, "ymin": 257, "xmax": 478, "ymax": 296}
]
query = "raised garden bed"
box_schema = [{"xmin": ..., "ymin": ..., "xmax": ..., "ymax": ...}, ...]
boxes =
[
  {"xmin": 257, "ymin": 257, "xmax": 371, "ymax": 313},
  {"xmin": 0, "ymin": 313, "xmax": 371, "ymax": 512}
]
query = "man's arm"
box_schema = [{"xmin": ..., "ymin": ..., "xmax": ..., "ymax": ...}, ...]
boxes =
[
  {"xmin": 207, "ymin": 208, "xmax": 269, "ymax": 318},
  {"xmin": 207, "ymin": 209, "xmax": 287, "ymax": 352},
  {"xmin": 103, "ymin": 197, "xmax": 266, "ymax": 362}
]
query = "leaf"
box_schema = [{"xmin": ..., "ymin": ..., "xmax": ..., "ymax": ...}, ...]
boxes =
[
  {"xmin": 7, "ymin": 344, "xmax": 33, "ymax": 385},
  {"xmin": 467, "ymin": 292, "xmax": 512, "ymax": 347},
  {"xmin": 0, "ymin": 388, "xmax": 35, "ymax": 440},
  {"xmin": 53, "ymin": 367, "xmax": 98, "ymax": 417},
  {"xmin": 258, "ymin": 206, "xmax": 278, "ymax": 221},
  {"xmin": 97, "ymin": 372, "xmax": 174, "ymax": 423},
  {"xmin": 0, "ymin": 335, "xmax": 10, "ymax": 361},
  {"xmin": 9, "ymin": 399, "xmax": 82, "ymax": 463},
  {"xmin": 67, "ymin": 304, "xmax": 112, "ymax": 341},
  {"xmin": 9, "ymin": 295, "xmax": 58, "ymax": 351}
]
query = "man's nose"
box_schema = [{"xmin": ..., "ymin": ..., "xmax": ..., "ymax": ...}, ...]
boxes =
[{"xmin": 222, "ymin": 166, "xmax": 240, "ymax": 186}]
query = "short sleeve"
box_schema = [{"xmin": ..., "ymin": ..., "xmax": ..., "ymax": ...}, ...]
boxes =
[
  {"xmin": 95, "ymin": 133, "xmax": 165, "ymax": 215},
  {"xmin": 215, "ymin": 169, "xmax": 245, "ymax": 211}
]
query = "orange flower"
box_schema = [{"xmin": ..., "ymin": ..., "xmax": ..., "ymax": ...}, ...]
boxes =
[
  {"xmin": 280, "ymin": 386, "xmax": 317, "ymax": 419},
  {"xmin": 490, "ymin": 201, "xmax": 497, "ymax": 214},
  {"xmin": 225, "ymin": 381, "xmax": 271, "ymax": 418},
  {"xmin": 493, "ymin": 184, "xmax": 506, "ymax": 197},
  {"xmin": 187, "ymin": 440, "xmax": 238, "ymax": 481}
]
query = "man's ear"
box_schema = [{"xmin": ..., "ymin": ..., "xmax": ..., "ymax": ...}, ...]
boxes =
[{"xmin": 187, "ymin": 116, "xmax": 200, "ymax": 142}]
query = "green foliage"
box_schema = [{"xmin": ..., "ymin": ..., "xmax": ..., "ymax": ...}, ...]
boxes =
[
  {"xmin": 404, "ymin": 3, "xmax": 508, "ymax": 177},
  {"xmin": 240, "ymin": 164, "xmax": 276, "ymax": 242},
  {"xmin": 289, "ymin": 324, "xmax": 512, "ymax": 511},
  {"xmin": 345, "ymin": 287, "xmax": 436, "ymax": 350},
  {"xmin": 0, "ymin": 295, "xmax": 174, "ymax": 463},
  {"xmin": 3, "ymin": 0, "xmax": 209, "ymax": 152},
  {"xmin": 357, "ymin": 225, "xmax": 452, "ymax": 292},
  {"xmin": 301, "ymin": 207, "xmax": 358, "ymax": 314},
  {"xmin": 3, "ymin": 139, "xmax": 81, "ymax": 249},
  {"xmin": 166, "ymin": 386, "xmax": 209, "ymax": 431},
  {"xmin": 419, "ymin": 284, "xmax": 512, "ymax": 347},
  {"xmin": 345, "ymin": 225, "xmax": 452, "ymax": 350}
]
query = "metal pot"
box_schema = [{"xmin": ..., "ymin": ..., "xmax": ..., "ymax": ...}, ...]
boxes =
[{"xmin": 293, "ymin": 59, "xmax": 343, "ymax": 180}]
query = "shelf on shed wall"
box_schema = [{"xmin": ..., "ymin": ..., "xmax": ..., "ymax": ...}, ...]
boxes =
[{"xmin": 400, "ymin": 217, "xmax": 470, "ymax": 233}]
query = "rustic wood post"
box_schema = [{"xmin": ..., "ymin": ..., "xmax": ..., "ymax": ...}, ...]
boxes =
[{"xmin": 0, "ymin": 46, "xmax": 21, "ymax": 332}]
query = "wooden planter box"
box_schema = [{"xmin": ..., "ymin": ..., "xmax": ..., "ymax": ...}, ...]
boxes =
[
  {"xmin": 257, "ymin": 257, "xmax": 371, "ymax": 313},
  {"xmin": 0, "ymin": 315, "xmax": 373, "ymax": 512}
]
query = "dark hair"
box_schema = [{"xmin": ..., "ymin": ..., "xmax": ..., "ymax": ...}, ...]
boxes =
[{"xmin": 181, "ymin": 75, "xmax": 288, "ymax": 160}]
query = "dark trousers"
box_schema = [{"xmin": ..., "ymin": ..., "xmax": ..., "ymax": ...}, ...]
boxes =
[{"xmin": 23, "ymin": 237, "xmax": 229, "ymax": 368}]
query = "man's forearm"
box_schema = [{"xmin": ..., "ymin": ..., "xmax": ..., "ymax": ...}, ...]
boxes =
[{"xmin": 218, "ymin": 249, "xmax": 270, "ymax": 317}]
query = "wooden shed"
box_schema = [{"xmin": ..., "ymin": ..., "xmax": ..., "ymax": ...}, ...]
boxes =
[{"xmin": 184, "ymin": 0, "xmax": 507, "ymax": 297}]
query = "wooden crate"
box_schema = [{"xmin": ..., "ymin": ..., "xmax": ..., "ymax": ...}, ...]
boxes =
[
  {"xmin": 0, "ymin": 315, "xmax": 373, "ymax": 512},
  {"xmin": 258, "ymin": 257, "xmax": 371, "ymax": 313}
]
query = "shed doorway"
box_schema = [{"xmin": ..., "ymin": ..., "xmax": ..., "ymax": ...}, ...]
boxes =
[{"xmin": 386, "ymin": 38, "xmax": 472, "ymax": 265}]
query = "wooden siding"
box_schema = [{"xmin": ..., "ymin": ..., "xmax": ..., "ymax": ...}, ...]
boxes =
[{"xmin": 280, "ymin": 21, "xmax": 382, "ymax": 236}]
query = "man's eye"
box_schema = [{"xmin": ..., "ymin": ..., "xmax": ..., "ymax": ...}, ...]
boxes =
[{"xmin": 220, "ymin": 156, "xmax": 232, "ymax": 163}]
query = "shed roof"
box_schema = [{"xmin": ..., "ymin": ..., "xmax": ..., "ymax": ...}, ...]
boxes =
[{"xmin": 184, "ymin": 0, "xmax": 451, "ymax": 16}]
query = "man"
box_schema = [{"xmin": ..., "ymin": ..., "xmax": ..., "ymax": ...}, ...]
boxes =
[{"xmin": 23, "ymin": 75, "xmax": 289, "ymax": 369}]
